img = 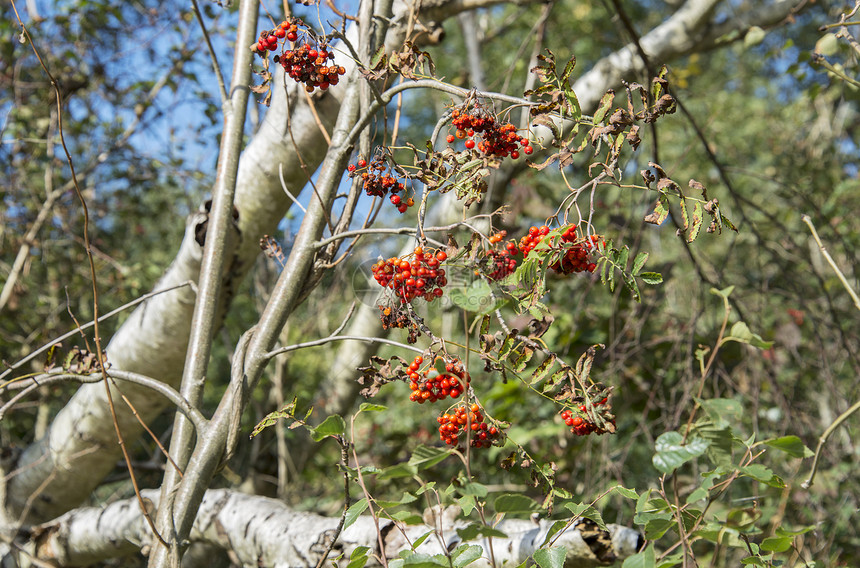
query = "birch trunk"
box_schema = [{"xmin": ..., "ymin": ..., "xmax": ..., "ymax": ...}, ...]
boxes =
[{"xmin": 17, "ymin": 488, "xmax": 642, "ymax": 568}]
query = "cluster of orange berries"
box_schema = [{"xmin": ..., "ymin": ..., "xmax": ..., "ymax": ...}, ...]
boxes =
[
  {"xmin": 348, "ymin": 157, "xmax": 414, "ymax": 213},
  {"xmin": 476, "ymin": 231, "xmax": 518, "ymax": 281},
  {"xmin": 372, "ymin": 247, "xmax": 448, "ymax": 303},
  {"xmin": 438, "ymin": 403, "xmax": 502, "ymax": 448},
  {"xmin": 445, "ymin": 108, "xmax": 533, "ymax": 159},
  {"xmin": 560, "ymin": 397, "xmax": 614, "ymax": 436},
  {"xmin": 518, "ymin": 225, "xmax": 602, "ymax": 274},
  {"xmin": 407, "ymin": 356, "xmax": 470, "ymax": 403},
  {"xmin": 256, "ymin": 19, "xmax": 346, "ymax": 93},
  {"xmin": 551, "ymin": 226, "xmax": 602, "ymax": 274}
]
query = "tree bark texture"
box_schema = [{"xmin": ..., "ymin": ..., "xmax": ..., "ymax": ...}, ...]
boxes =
[{"xmin": 13, "ymin": 489, "xmax": 642, "ymax": 567}]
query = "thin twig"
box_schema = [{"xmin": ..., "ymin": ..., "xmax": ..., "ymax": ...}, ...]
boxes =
[
  {"xmin": 1, "ymin": 281, "xmax": 196, "ymax": 382},
  {"xmin": 800, "ymin": 213, "xmax": 860, "ymax": 488},
  {"xmin": 0, "ymin": 370, "xmax": 209, "ymax": 433},
  {"xmin": 265, "ymin": 334, "xmax": 423, "ymax": 360},
  {"xmin": 190, "ymin": 0, "xmax": 230, "ymax": 104}
]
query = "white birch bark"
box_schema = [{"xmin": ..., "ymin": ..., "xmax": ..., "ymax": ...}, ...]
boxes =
[{"xmin": 13, "ymin": 489, "xmax": 641, "ymax": 567}]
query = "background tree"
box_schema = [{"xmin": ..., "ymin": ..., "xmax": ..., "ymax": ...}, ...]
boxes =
[{"xmin": 1, "ymin": 0, "xmax": 858, "ymax": 566}]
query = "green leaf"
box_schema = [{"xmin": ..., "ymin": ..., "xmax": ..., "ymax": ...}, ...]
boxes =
[
  {"xmin": 640, "ymin": 272, "xmax": 663, "ymax": 285},
  {"xmin": 622, "ymin": 544, "xmax": 657, "ymax": 568},
  {"xmin": 763, "ymin": 436, "xmax": 813, "ymax": 458},
  {"xmin": 632, "ymin": 252, "xmax": 649, "ymax": 275},
  {"xmin": 498, "ymin": 330, "xmax": 518, "ymax": 360},
  {"xmin": 451, "ymin": 544, "xmax": 484, "ymax": 567},
  {"xmin": 513, "ymin": 347, "xmax": 534, "ymax": 372},
  {"xmin": 412, "ymin": 530, "xmax": 435, "ymax": 549},
  {"xmin": 744, "ymin": 26, "xmax": 767, "ymax": 48},
  {"xmin": 459, "ymin": 482, "xmax": 489, "ymax": 497},
  {"xmin": 457, "ymin": 494, "xmax": 476, "ymax": 516},
  {"xmin": 310, "ymin": 415, "xmax": 346, "ymax": 441},
  {"xmin": 448, "ymin": 280, "xmax": 500, "ymax": 314},
  {"xmin": 644, "ymin": 195, "xmax": 670, "ymax": 226},
  {"xmin": 593, "ymin": 90, "xmax": 615, "ymax": 124},
  {"xmin": 457, "ymin": 523, "xmax": 508, "ymax": 541},
  {"xmin": 623, "ymin": 273, "xmax": 641, "ymax": 302},
  {"xmin": 552, "ymin": 486, "xmax": 572, "ymax": 500},
  {"xmin": 724, "ymin": 322, "xmax": 773, "ymax": 349},
  {"xmin": 740, "ymin": 556, "xmax": 767, "ymax": 566},
  {"xmin": 390, "ymin": 511, "xmax": 425, "ymax": 525},
  {"xmin": 560, "ymin": 55, "xmax": 576, "ymax": 82},
  {"xmin": 657, "ymin": 552, "xmax": 685, "ymax": 568},
  {"xmin": 359, "ymin": 403, "xmax": 387, "ymax": 412},
  {"xmin": 652, "ymin": 431, "xmax": 710, "ymax": 473},
  {"xmin": 408, "ymin": 445, "xmax": 451, "ymax": 469},
  {"xmin": 370, "ymin": 45, "xmax": 386, "ymax": 68},
  {"xmin": 698, "ymin": 397, "xmax": 743, "ymax": 430},
  {"xmin": 540, "ymin": 520, "xmax": 568, "ymax": 548},
  {"xmin": 761, "ymin": 536, "xmax": 793, "ymax": 553},
  {"xmin": 710, "ymin": 286, "xmax": 735, "ymax": 300},
  {"xmin": 251, "ymin": 398, "xmax": 297, "ymax": 437},
  {"xmin": 680, "ymin": 198, "xmax": 690, "ymax": 231},
  {"xmin": 533, "ymin": 546, "xmax": 566, "ymax": 568},
  {"xmin": 347, "ymin": 546, "xmax": 371, "ymax": 568},
  {"xmin": 618, "ymin": 246, "xmax": 630, "ymax": 270},
  {"xmin": 376, "ymin": 492, "xmax": 417, "ymax": 507},
  {"xmin": 564, "ymin": 502, "xmax": 607, "ymax": 531},
  {"xmin": 530, "ymin": 355, "xmax": 556, "ymax": 385},
  {"xmin": 610, "ymin": 485, "xmax": 639, "ymax": 500},
  {"xmin": 644, "ymin": 518, "xmax": 674, "ymax": 540},
  {"xmin": 376, "ymin": 462, "xmax": 418, "ymax": 480},
  {"xmin": 391, "ymin": 553, "xmax": 450, "ymax": 567},
  {"xmin": 687, "ymin": 201, "xmax": 704, "ymax": 242},
  {"xmin": 741, "ymin": 464, "xmax": 786, "ymax": 488},
  {"xmin": 493, "ymin": 493, "xmax": 540, "ymax": 513},
  {"xmin": 343, "ymin": 498, "xmax": 369, "ymax": 529}
]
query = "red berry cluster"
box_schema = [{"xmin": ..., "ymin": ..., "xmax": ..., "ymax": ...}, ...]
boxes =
[
  {"xmin": 348, "ymin": 157, "xmax": 414, "ymax": 213},
  {"xmin": 256, "ymin": 19, "xmax": 346, "ymax": 93},
  {"xmin": 377, "ymin": 304, "xmax": 421, "ymax": 343},
  {"xmin": 475, "ymin": 231, "xmax": 519, "ymax": 281},
  {"xmin": 517, "ymin": 225, "xmax": 551, "ymax": 256},
  {"xmin": 518, "ymin": 225, "xmax": 602, "ymax": 274},
  {"xmin": 255, "ymin": 20, "xmax": 294, "ymax": 53},
  {"xmin": 407, "ymin": 356, "xmax": 470, "ymax": 403},
  {"xmin": 560, "ymin": 397, "xmax": 614, "ymax": 436},
  {"xmin": 372, "ymin": 247, "xmax": 448, "ymax": 303},
  {"xmin": 551, "ymin": 226, "xmax": 601, "ymax": 274},
  {"xmin": 438, "ymin": 403, "xmax": 502, "ymax": 448},
  {"xmin": 446, "ymin": 107, "xmax": 533, "ymax": 159}
]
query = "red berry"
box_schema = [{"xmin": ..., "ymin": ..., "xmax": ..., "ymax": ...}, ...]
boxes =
[
  {"xmin": 523, "ymin": 145, "xmax": 533, "ymax": 155},
  {"xmin": 435, "ymin": 251, "xmax": 447, "ymax": 262},
  {"xmin": 510, "ymin": 150, "xmax": 519, "ymax": 159},
  {"xmin": 287, "ymin": 31, "xmax": 298, "ymax": 41},
  {"xmin": 446, "ymin": 134, "xmax": 455, "ymax": 143},
  {"xmin": 465, "ymin": 139, "xmax": 475, "ymax": 150},
  {"xmin": 357, "ymin": 159, "xmax": 367, "ymax": 168},
  {"xmin": 348, "ymin": 164, "xmax": 356, "ymax": 172}
]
